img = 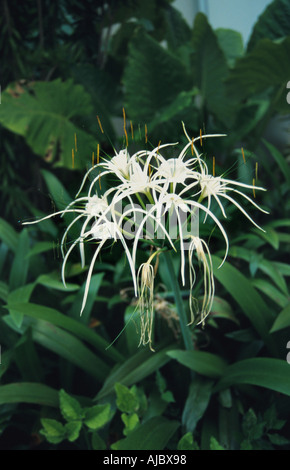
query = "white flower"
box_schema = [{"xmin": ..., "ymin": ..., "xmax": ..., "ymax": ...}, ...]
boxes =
[{"xmin": 85, "ymin": 194, "xmax": 109, "ymax": 216}]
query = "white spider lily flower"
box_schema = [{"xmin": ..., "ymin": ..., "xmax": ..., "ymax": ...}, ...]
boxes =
[
  {"xmin": 75, "ymin": 148, "xmax": 133, "ymax": 198},
  {"xmin": 151, "ymin": 190, "xmax": 229, "ymax": 286},
  {"xmin": 188, "ymin": 237, "xmax": 214, "ymax": 326},
  {"xmin": 153, "ymin": 158, "xmax": 189, "ymax": 184},
  {"xmin": 180, "ymin": 171, "xmax": 269, "ymax": 230}
]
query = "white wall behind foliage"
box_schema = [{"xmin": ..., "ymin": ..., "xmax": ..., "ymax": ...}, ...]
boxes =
[{"xmin": 174, "ymin": 0, "xmax": 273, "ymax": 45}]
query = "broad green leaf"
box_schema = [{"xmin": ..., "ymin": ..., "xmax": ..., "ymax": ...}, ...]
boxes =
[
  {"xmin": 40, "ymin": 419, "xmax": 66, "ymax": 444},
  {"xmin": 68, "ymin": 273, "xmax": 104, "ymax": 324},
  {"xmin": 229, "ymin": 246, "xmax": 287, "ymax": 294},
  {"xmin": 167, "ymin": 350, "xmax": 227, "ymax": 378},
  {"xmin": 212, "ymin": 256, "xmax": 278, "ymax": 355},
  {"xmin": 65, "ymin": 421, "xmax": 82, "ymax": 442},
  {"xmin": 0, "ymin": 382, "xmax": 59, "ymax": 407},
  {"xmin": 13, "ymin": 329, "xmax": 43, "ymax": 382},
  {"xmin": 0, "ymin": 79, "xmax": 97, "ymax": 168},
  {"xmin": 26, "ymin": 241, "xmax": 54, "ymax": 258},
  {"xmin": 7, "ymin": 283, "xmax": 36, "ymax": 328},
  {"xmin": 9, "ymin": 228, "xmax": 30, "ymax": 290},
  {"xmin": 210, "ymin": 296, "xmax": 239, "ymax": 324},
  {"xmin": 226, "ymin": 37, "xmax": 290, "ymax": 111},
  {"xmin": 115, "ymin": 382, "xmax": 139, "ymax": 414},
  {"xmin": 121, "ymin": 412, "xmax": 140, "ymax": 436},
  {"xmin": 96, "ymin": 345, "xmax": 172, "ymax": 400},
  {"xmin": 37, "ymin": 273, "xmax": 79, "ymax": 292},
  {"xmin": 4, "ymin": 302, "xmax": 124, "ymax": 363},
  {"xmin": 182, "ymin": 378, "xmax": 214, "ymax": 432},
  {"xmin": 210, "ymin": 436, "xmax": 225, "ymax": 450},
  {"xmin": 3, "ymin": 313, "xmax": 111, "ymax": 381},
  {"xmin": 177, "ymin": 432, "xmax": 200, "ymax": 450},
  {"xmin": 91, "ymin": 432, "xmax": 107, "ymax": 450},
  {"xmin": 262, "ymin": 139, "xmax": 290, "ymax": 187},
  {"xmin": 252, "ymin": 279, "xmax": 289, "ymax": 308},
  {"xmin": 0, "ymin": 218, "xmax": 19, "ymax": 252},
  {"xmin": 41, "ymin": 169, "xmax": 72, "ymax": 210},
  {"xmin": 191, "ymin": 13, "xmax": 235, "ymax": 125},
  {"xmin": 148, "ymin": 90, "xmax": 198, "ymax": 136},
  {"xmin": 270, "ymin": 303, "xmax": 290, "ymax": 332},
  {"xmin": 215, "ymin": 28, "xmax": 244, "ymax": 67},
  {"xmin": 164, "ymin": 3, "xmax": 191, "ymax": 51},
  {"xmin": 248, "ymin": 0, "xmax": 290, "ymax": 50},
  {"xmin": 215, "ymin": 358, "xmax": 290, "ymax": 396},
  {"xmin": 84, "ymin": 403, "xmax": 112, "ymax": 430},
  {"xmin": 123, "ymin": 29, "xmax": 190, "ymax": 124},
  {"xmin": 59, "ymin": 389, "xmax": 83, "ymax": 422},
  {"xmin": 111, "ymin": 416, "xmax": 179, "ymax": 450},
  {"xmin": 29, "ymin": 318, "xmax": 110, "ymax": 381}
]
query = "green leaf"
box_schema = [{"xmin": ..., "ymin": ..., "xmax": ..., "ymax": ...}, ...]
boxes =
[
  {"xmin": 191, "ymin": 13, "xmax": 234, "ymax": 125},
  {"xmin": 59, "ymin": 389, "xmax": 83, "ymax": 422},
  {"xmin": 251, "ymin": 279, "xmax": 288, "ymax": 308},
  {"xmin": 267, "ymin": 433, "xmax": 290, "ymax": 446},
  {"xmin": 91, "ymin": 432, "xmax": 107, "ymax": 450},
  {"xmin": 210, "ymin": 436, "xmax": 225, "ymax": 450},
  {"xmin": 215, "ymin": 358, "xmax": 290, "ymax": 396},
  {"xmin": 41, "ymin": 169, "xmax": 72, "ymax": 210},
  {"xmin": 0, "ymin": 79, "xmax": 97, "ymax": 168},
  {"xmin": 226, "ymin": 37, "xmax": 290, "ymax": 111},
  {"xmin": 248, "ymin": 0, "xmax": 290, "ymax": 50},
  {"xmin": 210, "ymin": 296, "xmax": 239, "ymax": 324},
  {"xmin": 4, "ymin": 313, "xmax": 110, "ymax": 382},
  {"xmin": 177, "ymin": 432, "xmax": 200, "ymax": 450},
  {"xmin": 5, "ymin": 302, "xmax": 124, "ymax": 363},
  {"xmin": 123, "ymin": 29, "xmax": 190, "ymax": 124},
  {"xmin": 37, "ymin": 273, "xmax": 79, "ymax": 292},
  {"xmin": 29, "ymin": 318, "xmax": 110, "ymax": 381},
  {"xmin": 7, "ymin": 283, "xmax": 35, "ymax": 328},
  {"xmin": 111, "ymin": 416, "xmax": 179, "ymax": 450},
  {"xmin": 0, "ymin": 218, "xmax": 19, "ymax": 252},
  {"xmin": 9, "ymin": 228, "xmax": 30, "ymax": 291},
  {"xmin": 212, "ymin": 256, "xmax": 278, "ymax": 355},
  {"xmin": 262, "ymin": 139, "xmax": 290, "ymax": 187},
  {"xmin": 0, "ymin": 382, "xmax": 59, "ymax": 407},
  {"xmin": 270, "ymin": 303, "xmax": 290, "ymax": 332},
  {"xmin": 40, "ymin": 418, "xmax": 66, "ymax": 444},
  {"xmin": 121, "ymin": 412, "xmax": 140, "ymax": 436},
  {"xmin": 84, "ymin": 404, "xmax": 112, "ymax": 430},
  {"xmin": 115, "ymin": 383, "xmax": 139, "ymax": 414},
  {"xmin": 96, "ymin": 345, "xmax": 172, "ymax": 400},
  {"xmin": 215, "ymin": 28, "xmax": 244, "ymax": 67},
  {"xmin": 182, "ymin": 378, "xmax": 214, "ymax": 432},
  {"xmin": 164, "ymin": 3, "xmax": 191, "ymax": 51},
  {"xmin": 167, "ymin": 350, "xmax": 227, "ymax": 378},
  {"xmin": 65, "ymin": 420, "xmax": 82, "ymax": 442}
]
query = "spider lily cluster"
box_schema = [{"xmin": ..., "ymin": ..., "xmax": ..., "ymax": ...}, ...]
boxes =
[{"xmin": 24, "ymin": 123, "xmax": 268, "ymax": 350}]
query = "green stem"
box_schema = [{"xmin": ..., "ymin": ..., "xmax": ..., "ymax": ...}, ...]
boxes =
[{"xmin": 163, "ymin": 250, "xmax": 194, "ymax": 351}]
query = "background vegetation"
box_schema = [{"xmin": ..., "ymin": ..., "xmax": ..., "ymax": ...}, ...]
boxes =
[{"xmin": 0, "ymin": 0, "xmax": 290, "ymax": 450}]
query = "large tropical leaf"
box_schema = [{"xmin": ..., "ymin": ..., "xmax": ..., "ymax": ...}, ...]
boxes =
[
  {"xmin": 123, "ymin": 29, "xmax": 191, "ymax": 125},
  {"xmin": 0, "ymin": 79, "xmax": 97, "ymax": 168},
  {"xmin": 212, "ymin": 256, "xmax": 278, "ymax": 355},
  {"xmin": 248, "ymin": 0, "xmax": 290, "ymax": 50},
  {"xmin": 215, "ymin": 358, "xmax": 290, "ymax": 396},
  {"xmin": 226, "ymin": 37, "xmax": 290, "ymax": 112},
  {"xmin": 191, "ymin": 13, "xmax": 235, "ymax": 126}
]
